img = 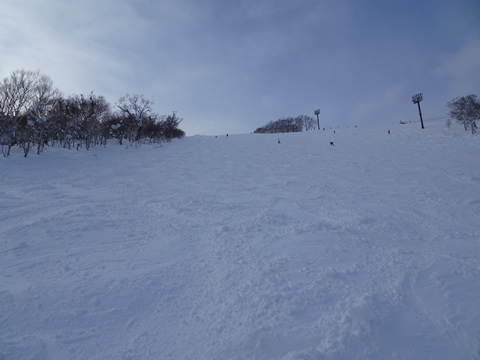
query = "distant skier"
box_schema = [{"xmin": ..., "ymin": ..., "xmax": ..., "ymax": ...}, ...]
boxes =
[{"xmin": 278, "ymin": 138, "xmax": 281, "ymax": 144}]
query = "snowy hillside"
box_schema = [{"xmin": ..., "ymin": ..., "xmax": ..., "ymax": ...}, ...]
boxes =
[{"xmin": 1, "ymin": 123, "xmax": 480, "ymax": 359}]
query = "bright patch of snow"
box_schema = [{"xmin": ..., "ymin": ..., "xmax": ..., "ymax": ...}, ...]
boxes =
[{"xmin": 1, "ymin": 123, "xmax": 480, "ymax": 359}]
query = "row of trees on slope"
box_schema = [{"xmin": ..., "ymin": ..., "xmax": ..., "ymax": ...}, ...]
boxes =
[
  {"xmin": 0, "ymin": 69, "xmax": 185, "ymax": 158},
  {"xmin": 254, "ymin": 115, "xmax": 317, "ymax": 134}
]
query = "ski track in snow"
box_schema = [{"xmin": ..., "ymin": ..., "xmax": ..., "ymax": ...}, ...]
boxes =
[{"xmin": 1, "ymin": 123, "xmax": 480, "ymax": 359}]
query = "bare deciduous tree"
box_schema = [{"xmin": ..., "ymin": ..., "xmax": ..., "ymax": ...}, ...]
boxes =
[
  {"xmin": 0, "ymin": 69, "xmax": 44, "ymax": 155},
  {"xmin": 0, "ymin": 69, "xmax": 40, "ymax": 115},
  {"xmin": 298, "ymin": 115, "xmax": 316, "ymax": 131},
  {"xmin": 1, "ymin": 68, "xmax": 185, "ymax": 157},
  {"xmin": 116, "ymin": 94, "xmax": 155, "ymax": 142},
  {"xmin": 447, "ymin": 95, "xmax": 480, "ymax": 134},
  {"xmin": 254, "ymin": 115, "xmax": 307, "ymax": 134},
  {"xmin": 160, "ymin": 112, "xmax": 185, "ymax": 140}
]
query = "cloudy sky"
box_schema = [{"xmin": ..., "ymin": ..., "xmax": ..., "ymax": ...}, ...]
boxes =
[{"xmin": 1, "ymin": 0, "xmax": 479, "ymax": 135}]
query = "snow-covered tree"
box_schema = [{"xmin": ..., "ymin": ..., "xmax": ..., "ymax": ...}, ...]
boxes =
[
  {"xmin": 116, "ymin": 94, "xmax": 155, "ymax": 142},
  {"xmin": 447, "ymin": 95, "xmax": 480, "ymax": 134},
  {"xmin": 254, "ymin": 116, "xmax": 305, "ymax": 134},
  {"xmin": 0, "ymin": 69, "xmax": 61, "ymax": 156}
]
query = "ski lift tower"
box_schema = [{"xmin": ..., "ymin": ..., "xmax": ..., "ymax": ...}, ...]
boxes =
[
  {"xmin": 314, "ymin": 109, "xmax": 320, "ymax": 130},
  {"xmin": 411, "ymin": 93, "xmax": 424, "ymax": 129}
]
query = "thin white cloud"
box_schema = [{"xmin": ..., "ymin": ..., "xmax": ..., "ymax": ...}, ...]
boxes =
[
  {"xmin": 435, "ymin": 37, "xmax": 480, "ymax": 97},
  {"xmin": 0, "ymin": 0, "xmax": 148, "ymax": 99}
]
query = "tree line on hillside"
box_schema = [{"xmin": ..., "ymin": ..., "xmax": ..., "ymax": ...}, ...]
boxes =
[
  {"xmin": 255, "ymin": 94, "xmax": 480, "ymax": 135},
  {"xmin": 0, "ymin": 69, "xmax": 185, "ymax": 158},
  {"xmin": 254, "ymin": 115, "xmax": 317, "ymax": 134}
]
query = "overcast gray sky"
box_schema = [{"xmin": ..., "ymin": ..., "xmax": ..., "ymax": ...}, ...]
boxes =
[{"xmin": 1, "ymin": 0, "xmax": 479, "ymax": 135}]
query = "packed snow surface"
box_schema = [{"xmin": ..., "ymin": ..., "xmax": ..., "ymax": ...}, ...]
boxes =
[{"xmin": 1, "ymin": 123, "xmax": 480, "ymax": 359}]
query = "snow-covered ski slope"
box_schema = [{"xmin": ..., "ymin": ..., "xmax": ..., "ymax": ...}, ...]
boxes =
[{"xmin": 1, "ymin": 122, "xmax": 480, "ymax": 360}]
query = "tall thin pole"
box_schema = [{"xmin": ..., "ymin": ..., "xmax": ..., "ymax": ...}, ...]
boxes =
[
  {"xmin": 411, "ymin": 93, "xmax": 424, "ymax": 129},
  {"xmin": 417, "ymin": 102, "xmax": 424, "ymax": 129}
]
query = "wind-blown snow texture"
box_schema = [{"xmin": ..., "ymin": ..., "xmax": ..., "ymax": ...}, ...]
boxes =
[{"xmin": 1, "ymin": 123, "xmax": 480, "ymax": 359}]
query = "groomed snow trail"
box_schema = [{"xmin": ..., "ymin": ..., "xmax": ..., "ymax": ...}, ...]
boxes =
[{"xmin": 1, "ymin": 123, "xmax": 480, "ymax": 359}]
